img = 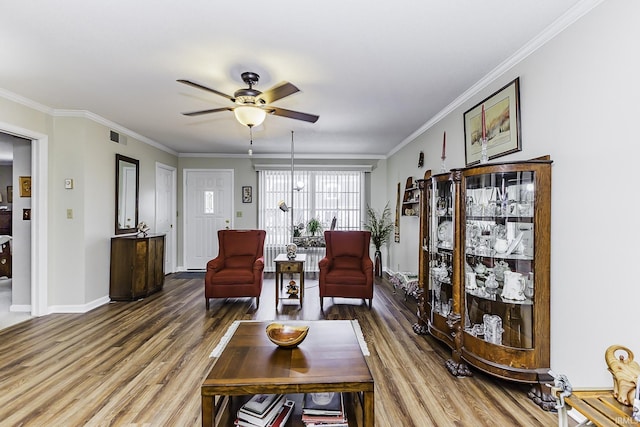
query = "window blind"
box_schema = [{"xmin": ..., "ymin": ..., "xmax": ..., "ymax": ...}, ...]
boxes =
[{"xmin": 258, "ymin": 170, "xmax": 365, "ymax": 272}]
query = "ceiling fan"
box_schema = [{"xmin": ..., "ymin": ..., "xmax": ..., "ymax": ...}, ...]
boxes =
[{"xmin": 178, "ymin": 72, "xmax": 319, "ymax": 127}]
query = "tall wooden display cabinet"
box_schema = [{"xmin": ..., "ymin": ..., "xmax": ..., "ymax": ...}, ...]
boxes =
[{"xmin": 418, "ymin": 159, "xmax": 553, "ymax": 401}]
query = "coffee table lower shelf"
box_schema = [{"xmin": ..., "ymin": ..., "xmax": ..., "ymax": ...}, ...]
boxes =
[{"xmin": 210, "ymin": 392, "xmax": 364, "ymax": 427}]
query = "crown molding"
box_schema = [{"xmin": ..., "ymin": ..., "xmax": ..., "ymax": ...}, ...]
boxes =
[
  {"xmin": 53, "ymin": 109, "xmax": 177, "ymax": 155},
  {"xmin": 0, "ymin": 88, "xmax": 53, "ymax": 115},
  {"xmin": 0, "ymin": 89, "xmax": 177, "ymax": 156}
]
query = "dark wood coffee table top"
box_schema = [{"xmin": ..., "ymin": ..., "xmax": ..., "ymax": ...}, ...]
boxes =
[
  {"xmin": 203, "ymin": 320, "xmax": 373, "ymax": 392},
  {"xmin": 201, "ymin": 320, "xmax": 375, "ymax": 426}
]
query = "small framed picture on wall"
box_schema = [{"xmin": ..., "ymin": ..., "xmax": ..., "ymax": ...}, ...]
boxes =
[
  {"xmin": 19, "ymin": 176, "xmax": 31, "ymax": 197},
  {"xmin": 242, "ymin": 186, "xmax": 252, "ymax": 203}
]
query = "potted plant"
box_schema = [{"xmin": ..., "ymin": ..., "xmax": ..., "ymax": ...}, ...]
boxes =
[
  {"xmin": 363, "ymin": 203, "xmax": 394, "ymax": 277},
  {"xmin": 306, "ymin": 217, "xmax": 323, "ymax": 236}
]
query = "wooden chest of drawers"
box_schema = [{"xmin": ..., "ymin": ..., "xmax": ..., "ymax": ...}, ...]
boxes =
[{"xmin": 110, "ymin": 234, "xmax": 165, "ymax": 301}]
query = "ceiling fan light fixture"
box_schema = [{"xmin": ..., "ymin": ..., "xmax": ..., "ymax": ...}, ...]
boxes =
[{"xmin": 234, "ymin": 105, "xmax": 266, "ymax": 127}]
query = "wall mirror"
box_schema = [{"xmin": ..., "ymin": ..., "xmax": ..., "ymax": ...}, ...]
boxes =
[{"xmin": 115, "ymin": 154, "xmax": 139, "ymax": 235}]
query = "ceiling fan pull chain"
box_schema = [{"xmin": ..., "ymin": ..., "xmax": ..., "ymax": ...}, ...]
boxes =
[{"xmin": 248, "ymin": 126, "xmax": 254, "ymax": 156}]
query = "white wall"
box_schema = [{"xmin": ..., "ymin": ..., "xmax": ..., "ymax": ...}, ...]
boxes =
[
  {"xmin": 0, "ymin": 98, "xmax": 178, "ymax": 311},
  {"xmin": 11, "ymin": 142, "xmax": 32, "ymax": 306},
  {"xmin": 385, "ymin": 0, "xmax": 639, "ymax": 387}
]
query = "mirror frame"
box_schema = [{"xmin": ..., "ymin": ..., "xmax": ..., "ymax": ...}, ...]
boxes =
[{"xmin": 115, "ymin": 154, "xmax": 140, "ymax": 235}]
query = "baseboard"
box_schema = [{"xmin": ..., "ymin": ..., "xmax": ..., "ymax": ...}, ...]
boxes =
[
  {"xmin": 48, "ymin": 295, "xmax": 110, "ymax": 314},
  {"xmin": 10, "ymin": 304, "xmax": 31, "ymax": 313},
  {"xmin": 176, "ymin": 265, "xmax": 204, "ymax": 272}
]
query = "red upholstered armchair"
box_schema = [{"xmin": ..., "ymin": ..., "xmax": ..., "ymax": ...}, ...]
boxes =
[
  {"xmin": 318, "ymin": 231, "xmax": 374, "ymax": 309},
  {"xmin": 204, "ymin": 229, "xmax": 266, "ymax": 310}
]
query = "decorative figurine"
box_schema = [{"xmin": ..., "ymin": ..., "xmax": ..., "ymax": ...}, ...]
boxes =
[
  {"xmin": 136, "ymin": 222, "xmax": 150, "ymax": 237},
  {"xmin": 605, "ymin": 344, "xmax": 640, "ymax": 406},
  {"xmin": 286, "ymin": 243, "xmax": 297, "ymax": 260},
  {"xmin": 286, "ymin": 280, "xmax": 299, "ymax": 298}
]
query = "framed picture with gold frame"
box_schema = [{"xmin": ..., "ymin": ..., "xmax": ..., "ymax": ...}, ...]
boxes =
[
  {"xmin": 19, "ymin": 176, "xmax": 31, "ymax": 197},
  {"xmin": 463, "ymin": 77, "xmax": 521, "ymax": 166}
]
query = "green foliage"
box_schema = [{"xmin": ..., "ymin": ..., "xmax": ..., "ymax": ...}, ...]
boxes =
[
  {"xmin": 306, "ymin": 217, "xmax": 323, "ymax": 236},
  {"xmin": 364, "ymin": 203, "xmax": 394, "ymax": 251}
]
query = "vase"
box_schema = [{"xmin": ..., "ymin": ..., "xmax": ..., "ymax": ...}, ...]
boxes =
[{"xmin": 374, "ymin": 250, "xmax": 382, "ymax": 277}]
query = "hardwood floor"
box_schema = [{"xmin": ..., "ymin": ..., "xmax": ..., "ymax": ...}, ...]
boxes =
[{"xmin": 0, "ymin": 272, "xmax": 561, "ymax": 426}]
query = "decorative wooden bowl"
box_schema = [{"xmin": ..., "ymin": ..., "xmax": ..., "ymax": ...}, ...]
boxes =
[{"xmin": 266, "ymin": 323, "xmax": 309, "ymax": 348}]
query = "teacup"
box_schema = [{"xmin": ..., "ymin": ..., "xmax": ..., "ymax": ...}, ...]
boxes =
[{"xmin": 494, "ymin": 238, "xmax": 508, "ymax": 253}]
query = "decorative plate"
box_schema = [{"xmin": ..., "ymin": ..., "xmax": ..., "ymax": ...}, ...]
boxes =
[
  {"xmin": 437, "ymin": 221, "xmax": 453, "ymax": 244},
  {"xmin": 505, "ymin": 231, "xmax": 524, "ymax": 256}
]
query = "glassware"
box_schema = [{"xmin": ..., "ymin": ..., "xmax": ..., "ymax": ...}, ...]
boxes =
[
  {"xmin": 524, "ymin": 272, "xmax": 534, "ymax": 299},
  {"xmin": 483, "ymin": 314, "xmax": 503, "ymax": 345},
  {"xmin": 441, "ymin": 299, "xmax": 451, "ymax": 316},
  {"xmin": 480, "ymin": 137, "xmax": 488, "ymax": 164}
]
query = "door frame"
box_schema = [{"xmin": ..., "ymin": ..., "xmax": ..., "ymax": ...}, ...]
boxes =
[
  {"xmin": 182, "ymin": 168, "xmax": 234, "ymax": 270},
  {"xmin": 155, "ymin": 162, "xmax": 177, "ymax": 274},
  {"xmin": 0, "ymin": 120, "xmax": 47, "ymax": 317}
]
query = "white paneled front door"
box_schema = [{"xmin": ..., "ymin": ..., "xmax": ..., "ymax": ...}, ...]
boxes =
[
  {"xmin": 184, "ymin": 169, "xmax": 233, "ymax": 270},
  {"xmin": 155, "ymin": 163, "xmax": 177, "ymax": 274}
]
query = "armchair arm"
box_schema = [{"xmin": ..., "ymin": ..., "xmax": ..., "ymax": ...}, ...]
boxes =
[
  {"xmin": 318, "ymin": 256, "xmax": 332, "ymax": 271},
  {"xmin": 207, "ymin": 256, "xmax": 224, "ymax": 272},
  {"xmin": 253, "ymin": 256, "xmax": 265, "ymax": 271},
  {"xmin": 362, "ymin": 256, "xmax": 374, "ymax": 289},
  {"xmin": 361, "ymin": 256, "xmax": 374, "ymax": 273}
]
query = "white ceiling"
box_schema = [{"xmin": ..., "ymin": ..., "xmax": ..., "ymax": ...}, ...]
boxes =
[{"xmin": 0, "ymin": 0, "xmax": 592, "ymax": 157}]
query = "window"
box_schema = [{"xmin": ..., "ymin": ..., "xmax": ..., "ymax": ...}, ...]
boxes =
[
  {"xmin": 259, "ymin": 170, "xmax": 365, "ymax": 272},
  {"xmin": 204, "ymin": 191, "xmax": 215, "ymax": 214}
]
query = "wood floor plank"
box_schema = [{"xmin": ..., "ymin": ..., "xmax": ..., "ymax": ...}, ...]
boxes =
[{"xmin": 0, "ymin": 273, "xmax": 563, "ymax": 426}]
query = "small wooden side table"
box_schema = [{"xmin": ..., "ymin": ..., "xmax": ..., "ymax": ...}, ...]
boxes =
[
  {"xmin": 554, "ymin": 388, "xmax": 638, "ymax": 427},
  {"xmin": 274, "ymin": 253, "xmax": 306, "ymax": 309}
]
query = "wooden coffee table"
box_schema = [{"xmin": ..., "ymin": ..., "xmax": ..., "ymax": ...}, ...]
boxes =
[{"xmin": 202, "ymin": 320, "xmax": 375, "ymax": 426}]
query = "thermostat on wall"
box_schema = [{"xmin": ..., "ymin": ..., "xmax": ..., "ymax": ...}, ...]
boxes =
[{"xmin": 64, "ymin": 178, "xmax": 73, "ymax": 189}]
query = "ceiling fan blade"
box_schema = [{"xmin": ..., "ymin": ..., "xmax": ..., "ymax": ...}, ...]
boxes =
[
  {"xmin": 268, "ymin": 107, "xmax": 319, "ymax": 123},
  {"xmin": 258, "ymin": 82, "xmax": 300, "ymax": 104},
  {"xmin": 177, "ymin": 79, "xmax": 235, "ymax": 102},
  {"xmin": 181, "ymin": 107, "xmax": 233, "ymax": 117}
]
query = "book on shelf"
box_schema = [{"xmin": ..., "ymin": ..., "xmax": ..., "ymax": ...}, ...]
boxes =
[
  {"xmin": 267, "ymin": 399, "xmax": 294, "ymax": 427},
  {"xmin": 302, "ymin": 392, "xmax": 343, "ymax": 416},
  {"xmin": 303, "ymin": 423, "xmax": 348, "ymax": 427},
  {"xmin": 241, "ymin": 393, "xmax": 283, "ymax": 416},
  {"xmin": 302, "ymin": 392, "xmax": 347, "ymax": 425},
  {"xmin": 235, "ymin": 399, "xmax": 294, "ymax": 427},
  {"xmin": 236, "ymin": 394, "xmax": 286, "ymax": 427},
  {"xmin": 301, "ymin": 412, "xmax": 348, "ymax": 425}
]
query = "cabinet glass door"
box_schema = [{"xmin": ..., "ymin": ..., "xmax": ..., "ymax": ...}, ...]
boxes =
[
  {"xmin": 429, "ymin": 175, "xmax": 455, "ymax": 321},
  {"xmin": 463, "ymin": 170, "xmax": 536, "ymax": 349}
]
